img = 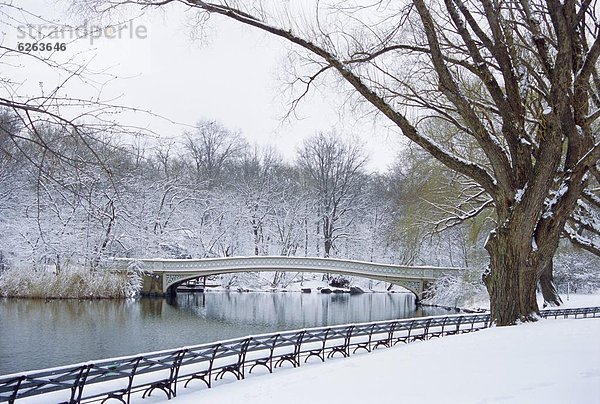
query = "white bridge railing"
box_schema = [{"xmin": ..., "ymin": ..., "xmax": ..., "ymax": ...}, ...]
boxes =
[{"xmin": 117, "ymin": 256, "xmax": 463, "ymax": 279}]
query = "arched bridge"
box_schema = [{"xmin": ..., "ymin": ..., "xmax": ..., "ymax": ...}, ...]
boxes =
[{"xmin": 114, "ymin": 256, "xmax": 463, "ymax": 299}]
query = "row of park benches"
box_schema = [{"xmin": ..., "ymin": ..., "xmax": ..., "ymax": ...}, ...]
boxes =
[{"xmin": 1, "ymin": 306, "xmax": 598, "ymax": 403}]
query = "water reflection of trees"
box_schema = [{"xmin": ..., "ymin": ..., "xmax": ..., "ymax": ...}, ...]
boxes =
[
  {"xmin": 170, "ymin": 292, "xmax": 439, "ymax": 329},
  {"xmin": 140, "ymin": 298, "xmax": 165, "ymax": 318}
]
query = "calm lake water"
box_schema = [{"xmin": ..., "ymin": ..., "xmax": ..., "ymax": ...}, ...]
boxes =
[{"xmin": 0, "ymin": 292, "xmax": 446, "ymax": 375}]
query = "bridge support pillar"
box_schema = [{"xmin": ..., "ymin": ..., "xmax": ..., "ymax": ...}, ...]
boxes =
[{"xmin": 141, "ymin": 273, "xmax": 166, "ymax": 297}]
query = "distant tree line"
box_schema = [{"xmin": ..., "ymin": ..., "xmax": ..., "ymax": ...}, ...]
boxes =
[{"xmin": 0, "ymin": 111, "xmax": 471, "ymax": 270}]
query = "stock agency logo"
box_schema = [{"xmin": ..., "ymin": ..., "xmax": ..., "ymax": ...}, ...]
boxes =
[{"xmin": 16, "ymin": 21, "xmax": 148, "ymax": 48}]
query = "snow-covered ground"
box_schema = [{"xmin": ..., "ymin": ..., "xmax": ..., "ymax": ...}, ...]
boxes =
[
  {"xmin": 140, "ymin": 315, "xmax": 600, "ymax": 404},
  {"xmin": 463, "ymin": 292, "xmax": 600, "ymax": 312},
  {"xmin": 556, "ymin": 292, "xmax": 600, "ymax": 308}
]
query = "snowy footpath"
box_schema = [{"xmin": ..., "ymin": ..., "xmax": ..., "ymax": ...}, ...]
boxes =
[{"xmin": 143, "ymin": 317, "xmax": 600, "ymax": 403}]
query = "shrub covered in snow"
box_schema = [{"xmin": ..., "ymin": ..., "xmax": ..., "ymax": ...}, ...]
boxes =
[
  {"xmin": 422, "ymin": 267, "xmax": 488, "ymax": 308},
  {"xmin": 0, "ymin": 266, "xmax": 142, "ymax": 299},
  {"xmin": 329, "ymin": 276, "xmax": 350, "ymax": 288}
]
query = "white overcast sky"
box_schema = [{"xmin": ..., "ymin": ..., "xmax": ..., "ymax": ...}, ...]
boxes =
[{"xmin": 4, "ymin": 0, "xmax": 405, "ymax": 172}]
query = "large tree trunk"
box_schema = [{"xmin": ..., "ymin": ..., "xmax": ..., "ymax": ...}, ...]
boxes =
[
  {"xmin": 323, "ymin": 218, "xmax": 332, "ymax": 281},
  {"xmin": 323, "ymin": 216, "xmax": 332, "ymax": 258},
  {"xmin": 539, "ymin": 260, "xmax": 562, "ymax": 307},
  {"xmin": 324, "ymin": 237, "xmax": 332, "ymax": 258},
  {"xmin": 252, "ymin": 223, "xmax": 260, "ymax": 256},
  {"xmin": 484, "ymin": 229, "xmax": 539, "ymax": 325}
]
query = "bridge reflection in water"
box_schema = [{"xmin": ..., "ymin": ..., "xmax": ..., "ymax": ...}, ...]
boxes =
[{"xmin": 168, "ymin": 291, "xmax": 441, "ymax": 328}]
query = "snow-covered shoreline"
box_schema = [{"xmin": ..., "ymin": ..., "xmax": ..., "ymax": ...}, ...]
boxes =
[
  {"xmin": 145, "ymin": 316, "xmax": 600, "ymax": 404},
  {"xmin": 0, "ymin": 266, "xmax": 141, "ymax": 299}
]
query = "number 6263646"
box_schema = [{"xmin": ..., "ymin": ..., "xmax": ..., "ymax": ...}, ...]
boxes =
[{"xmin": 17, "ymin": 43, "xmax": 66, "ymax": 52}]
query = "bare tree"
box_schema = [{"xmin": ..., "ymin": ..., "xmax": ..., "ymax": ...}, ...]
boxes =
[
  {"xmin": 298, "ymin": 131, "xmax": 368, "ymax": 258},
  {"xmin": 183, "ymin": 120, "xmax": 245, "ymax": 188},
  {"xmin": 237, "ymin": 144, "xmax": 281, "ymax": 256}
]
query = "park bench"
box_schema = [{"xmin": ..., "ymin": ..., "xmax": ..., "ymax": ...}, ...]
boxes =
[
  {"xmin": 371, "ymin": 321, "xmax": 399, "ymax": 348},
  {"xmin": 248, "ymin": 334, "xmax": 280, "ymax": 374},
  {"xmin": 326, "ymin": 326, "xmax": 355, "ymax": 358},
  {"xmin": 274, "ymin": 331, "xmax": 305, "ymax": 368},
  {"xmin": 427, "ymin": 317, "xmax": 450, "ymax": 338},
  {"xmin": 141, "ymin": 349, "xmax": 186, "ymax": 399},
  {"xmin": 351, "ymin": 323, "xmax": 377, "ymax": 353},
  {"xmin": 214, "ymin": 338, "xmax": 251, "ymax": 381},
  {"xmin": 303, "ymin": 328, "xmax": 331, "ymax": 363},
  {"xmin": 182, "ymin": 343, "xmax": 220, "ymax": 389},
  {"xmin": 99, "ymin": 357, "xmax": 141, "ymax": 404},
  {"xmin": 392, "ymin": 319, "xmax": 415, "ymax": 344}
]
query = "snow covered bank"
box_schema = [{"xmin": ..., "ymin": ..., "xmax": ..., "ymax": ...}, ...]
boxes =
[
  {"xmin": 555, "ymin": 292, "xmax": 600, "ymax": 308},
  {"xmin": 147, "ymin": 317, "xmax": 600, "ymax": 404},
  {"xmin": 0, "ymin": 267, "xmax": 141, "ymax": 299},
  {"xmin": 462, "ymin": 292, "xmax": 600, "ymax": 312},
  {"xmin": 410, "ymin": 293, "xmax": 600, "ymax": 317}
]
